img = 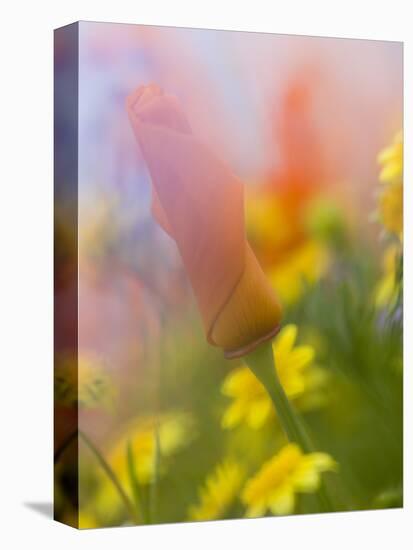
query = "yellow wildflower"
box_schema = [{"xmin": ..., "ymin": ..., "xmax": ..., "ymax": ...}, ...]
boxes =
[
  {"xmin": 378, "ymin": 131, "xmax": 403, "ymax": 185},
  {"xmin": 107, "ymin": 412, "xmax": 195, "ymax": 486},
  {"xmin": 222, "ymin": 324, "xmax": 327, "ymax": 429},
  {"xmin": 377, "ymin": 131, "xmax": 403, "ymax": 238},
  {"xmin": 378, "ymin": 181, "xmax": 403, "ymax": 237},
  {"xmin": 246, "ymin": 192, "xmax": 330, "ymax": 307},
  {"xmin": 242, "ymin": 443, "xmax": 337, "ymax": 517},
  {"xmin": 375, "ymin": 244, "xmax": 402, "ymax": 309},
  {"xmin": 90, "ymin": 413, "xmax": 195, "ymax": 522},
  {"xmin": 54, "ymin": 354, "xmax": 116, "ymax": 411},
  {"xmin": 269, "ymin": 240, "xmax": 329, "ymax": 306},
  {"xmin": 188, "ymin": 461, "xmax": 245, "ymax": 521}
]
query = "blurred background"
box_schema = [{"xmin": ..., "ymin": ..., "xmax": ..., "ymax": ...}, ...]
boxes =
[{"xmin": 54, "ymin": 22, "xmax": 403, "ymax": 528}]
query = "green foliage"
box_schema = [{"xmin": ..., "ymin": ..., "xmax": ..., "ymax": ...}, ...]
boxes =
[{"xmin": 62, "ymin": 236, "xmax": 403, "ymax": 526}]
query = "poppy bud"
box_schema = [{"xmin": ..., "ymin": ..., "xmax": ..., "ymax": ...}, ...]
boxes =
[{"xmin": 126, "ymin": 84, "xmax": 282, "ymax": 358}]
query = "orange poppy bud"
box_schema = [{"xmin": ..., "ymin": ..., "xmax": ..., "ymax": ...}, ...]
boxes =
[{"xmin": 126, "ymin": 84, "xmax": 282, "ymax": 358}]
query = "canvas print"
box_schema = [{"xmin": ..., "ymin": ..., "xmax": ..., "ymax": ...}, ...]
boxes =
[{"xmin": 54, "ymin": 22, "xmax": 403, "ymax": 529}]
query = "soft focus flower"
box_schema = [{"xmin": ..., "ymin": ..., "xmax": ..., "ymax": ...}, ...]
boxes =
[
  {"xmin": 222, "ymin": 324, "xmax": 327, "ymax": 429},
  {"xmin": 54, "ymin": 354, "xmax": 116, "ymax": 411},
  {"xmin": 378, "ymin": 182, "xmax": 403, "ymax": 237},
  {"xmin": 303, "ymin": 196, "xmax": 347, "ymax": 247},
  {"xmin": 89, "ymin": 412, "xmax": 195, "ymax": 524},
  {"xmin": 242, "ymin": 443, "xmax": 337, "ymax": 517},
  {"xmin": 246, "ymin": 192, "xmax": 330, "ymax": 307},
  {"xmin": 377, "ymin": 131, "xmax": 403, "ymax": 238},
  {"xmin": 126, "ymin": 84, "xmax": 282, "ymax": 358},
  {"xmin": 244, "ymin": 75, "xmax": 335, "ymax": 308},
  {"xmin": 268, "ymin": 240, "xmax": 329, "ymax": 306},
  {"xmin": 378, "ymin": 131, "xmax": 403, "ymax": 185},
  {"xmin": 375, "ymin": 244, "xmax": 402, "ymax": 309},
  {"xmin": 107, "ymin": 412, "xmax": 195, "ymax": 486},
  {"xmin": 245, "ymin": 193, "xmax": 292, "ymax": 254},
  {"xmin": 188, "ymin": 460, "xmax": 245, "ymax": 521}
]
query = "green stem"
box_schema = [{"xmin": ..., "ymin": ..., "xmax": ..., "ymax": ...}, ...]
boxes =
[
  {"xmin": 126, "ymin": 441, "xmax": 146, "ymax": 524},
  {"xmin": 79, "ymin": 430, "xmax": 139, "ymax": 524},
  {"xmin": 245, "ymin": 341, "xmax": 333, "ymax": 513},
  {"xmin": 148, "ymin": 422, "xmax": 161, "ymax": 524}
]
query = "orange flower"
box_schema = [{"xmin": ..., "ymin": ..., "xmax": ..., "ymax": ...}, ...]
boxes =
[{"xmin": 126, "ymin": 84, "xmax": 282, "ymax": 358}]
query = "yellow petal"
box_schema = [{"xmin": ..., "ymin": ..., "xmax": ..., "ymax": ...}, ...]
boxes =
[
  {"xmin": 379, "ymin": 163, "xmax": 402, "ymax": 184},
  {"xmin": 286, "ymin": 346, "xmax": 315, "ymax": 370},
  {"xmin": 282, "ymin": 374, "xmax": 306, "ymax": 398},
  {"xmin": 221, "ymin": 401, "xmax": 246, "ymax": 429},
  {"xmin": 377, "ymin": 145, "xmax": 397, "ymax": 166},
  {"xmin": 292, "ymin": 463, "xmax": 320, "ymax": 492},
  {"xmin": 246, "ymin": 399, "xmax": 272, "ymax": 429},
  {"xmin": 278, "ymin": 443, "xmax": 302, "ymax": 462},
  {"xmin": 305, "ymin": 452, "xmax": 338, "ymax": 472},
  {"xmin": 268, "ymin": 484, "xmax": 295, "ymax": 515},
  {"xmin": 221, "ymin": 367, "xmax": 258, "ymax": 397},
  {"xmin": 274, "ymin": 324, "xmax": 298, "ymax": 359}
]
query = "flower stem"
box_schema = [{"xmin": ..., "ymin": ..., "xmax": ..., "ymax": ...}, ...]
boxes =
[
  {"xmin": 79, "ymin": 430, "xmax": 139, "ymax": 524},
  {"xmin": 148, "ymin": 422, "xmax": 161, "ymax": 524},
  {"xmin": 126, "ymin": 441, "xmax": 146, "ymax": 524},
  {"xmin": 245, "ymin": 341, "xmax": 333, "ymax": 513}
]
